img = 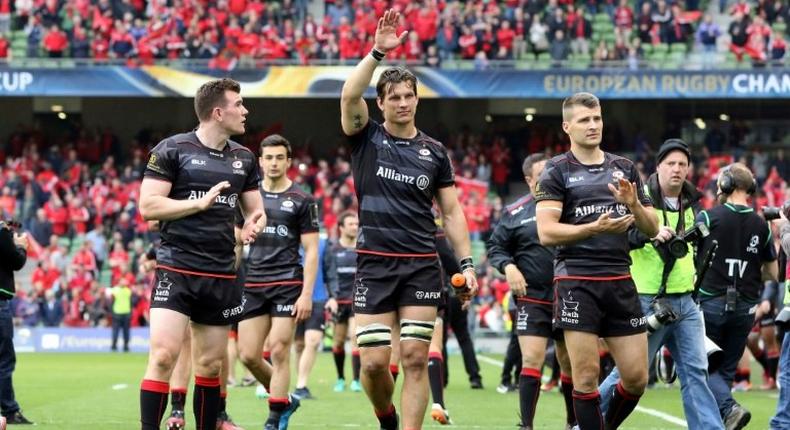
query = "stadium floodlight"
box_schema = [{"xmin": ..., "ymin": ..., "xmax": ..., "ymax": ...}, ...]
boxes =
[{"xmin": 719, "ymin": 114, "xmax": 730, "ymax": 121}]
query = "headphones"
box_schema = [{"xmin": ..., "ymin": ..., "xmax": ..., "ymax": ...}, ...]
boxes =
[{"xmin": 718, "ymin": 165, "xmax": 756, "ymax": 195}]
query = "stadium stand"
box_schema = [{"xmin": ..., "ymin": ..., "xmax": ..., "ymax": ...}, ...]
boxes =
[{"xmin": 0, "ymin": 0, "xmax": 785, "ymax": 68}]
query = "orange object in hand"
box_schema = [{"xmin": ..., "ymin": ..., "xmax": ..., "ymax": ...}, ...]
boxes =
[{"xmin": 451, "ymin": 273, "xmax": 467, "ymax": 289}]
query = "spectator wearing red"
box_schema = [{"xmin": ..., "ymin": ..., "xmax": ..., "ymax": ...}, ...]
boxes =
[
  {"xmin": 43, "ymin": 198, "xmax": 69, "ymax": 236},
  {"xmin": 614, "ymin": 0, "xmax": 634, "ymax": 38},
  {"xmin": 459, "ymin": 25, "xmax": 478, "ymax": 59},
  {"xmin": 109, "ymin": 22, "xmax": 135, "ymax": 58},
  {"xmin": 31, "ymin": 260, "xmax": 61, "ymax": 291},
  {"xmin": 0, "ymin": 34, "xmax": 8, "ymax": 59},
  {"xmin": 165, "ymin": 29, "xmax": 186, "ymax": 59},
  {"xmin": 0, "ymin": 186, "xmax": 14, "ymax": 218},
  {"xmin": 745, "ymin": 15, "xmax": 771, "ymax": 61},
  {"xmin": 730, "ymin": 0, "xmax": 751, "ymax": 16},
  {"xmin": 68, "ymin": 197, "xmax": 90, "ymax": 235},
  {"xmin": 229, "ymin": 0, "xmax": 247, "ymax": 16},
  {"xmin": 402, "ymin": 31, "xmax": 423, "ymax": 60},
  {"xmin": 67, "ymin": 265, "xmax": 93, "ymax": 293},
  {"xmin": 43, "ymin": 24, "xmax": 69, "ymax": 58},
  {"xmin": 414, "ymin": 5, "xmax": 439, "ymax": 50},
  {"xmin": 108, "ymin": 241, "xmax": 129, "ymax": 285},
  {"xmin": 338, "ymin": 30, "xmax": 361, "ymax": 59},
  {"xmin": 496, "ymin": 20, "xmax": 516, "ymax": 58}
]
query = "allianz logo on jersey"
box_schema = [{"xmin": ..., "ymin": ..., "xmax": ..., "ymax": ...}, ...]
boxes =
[
  {"xmin": 574, "ymin": 203, "xmax": 628, "ymax": 218},
  {"xmin": 263, "ymin": 225, "xmax": 289, "ymax": 237},
  {"xmin": 376, "ymin": 166, "xmax": 430, "ymax": 190},
  {"xmin": 188, "ymin": 191, "xmax": 238, "ymax": 208}
]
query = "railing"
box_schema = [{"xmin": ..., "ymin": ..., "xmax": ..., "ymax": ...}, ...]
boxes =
[{"xmin": 1, "ymin": 55, "xmax": 787, "ymax": 70}]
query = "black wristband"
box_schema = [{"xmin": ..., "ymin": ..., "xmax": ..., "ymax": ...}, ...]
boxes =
[
  {"xmin": 370, "ymin": 48, "xmax": 386, "ymax": 61},
  {"xmin": 459, "ymin": 256, "xmax": 475, "ymax": 272}
]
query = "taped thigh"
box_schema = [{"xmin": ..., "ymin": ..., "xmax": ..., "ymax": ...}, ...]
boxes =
[
  {"xmin": 355, "ymin": 323, "xmax": 392, "ymax": 348},
  {"xmin": 400, "ymin": 319, "xmax": 435, "ymax": 343}
]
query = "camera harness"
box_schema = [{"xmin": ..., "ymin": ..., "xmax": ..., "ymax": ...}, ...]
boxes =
[
  {"xmin": 654, "ymin": 186, "xmax": 686, "ymax": 298},
  {"xmin": 654, "ymin": 186, "xmax": 685, "ymax": 384}
]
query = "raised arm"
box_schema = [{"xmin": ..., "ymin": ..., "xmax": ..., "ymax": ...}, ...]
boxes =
[{"xmin": 340, "ymin": 9, "xmax": 408, "ymax": 136}]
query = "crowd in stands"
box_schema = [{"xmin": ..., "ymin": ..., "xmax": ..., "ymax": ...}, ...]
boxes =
[
  {"xmin": 1, "ymin": 121, "xmax": 787, "ymax": 332},
  {"xmin": 0, "ymin": 0, "xmax": 748, "ymax": 68}
]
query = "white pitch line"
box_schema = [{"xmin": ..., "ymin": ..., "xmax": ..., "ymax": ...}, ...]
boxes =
[
  {"xmin": 111, "ymin": 383, "xmax": 128, "ymax": 390},
  {"xmin": 476, "ymin": 354, "xmax": 688, "ymax": 428}
]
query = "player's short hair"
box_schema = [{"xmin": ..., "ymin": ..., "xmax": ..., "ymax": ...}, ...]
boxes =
[
  {"xmin": 338, "ymin": 211, "xmax": 357, "ymax": 228},
  {"xmin": 194, "ymin": 78, "xmax": 241, "ymax": 122},
  {"xmin": 522, "ymin": 153, "xmax": 549, "ymax": 178},
  {"xmin": 562, "ymin": 92, "xmax": 600, "ymax": 121},
  {"xmin": 260, "ymin": 134, "xmax": 292, "ymax": 158},
  {"xmin": 376, "ymin": 67, "xmax": 418, "ymax": 100}
]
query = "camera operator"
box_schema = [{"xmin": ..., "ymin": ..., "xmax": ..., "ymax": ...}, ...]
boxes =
[
  {"xmin": 598, "ymin": 139, "xmax": 723, "ymax": 429},
  {"xmin": 697, "ymin": 163, "xmax": 778, "ymax": 430},
  {"xmin": 0, "ymin": 221, "xmax": 34, "ymax": 427},
  {"xmin": 770, "ymin": 207, "xmax": 790, "ymax": 429}
]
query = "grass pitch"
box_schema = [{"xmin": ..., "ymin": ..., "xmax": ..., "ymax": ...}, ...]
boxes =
[{"xmin": 13, "ymin": 351, "xmax": 779, "ymax": 429}]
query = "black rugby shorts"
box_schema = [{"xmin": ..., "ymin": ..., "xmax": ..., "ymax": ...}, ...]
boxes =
[
  {"xmin": 150, "ymin": 267, "xmax": 243, "ymax": 326},
  {"xmin": 554, "ymin": 277, "xmax": 646, "ymax": 337},
  {"xmin": 353, "ymin": 253, "xmax": 443, "ymax": 314}
]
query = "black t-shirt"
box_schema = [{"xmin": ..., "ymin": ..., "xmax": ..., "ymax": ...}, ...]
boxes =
[
  {"xmin": 144, "ymin": 132, "xmax": 259, "ymax": 275},
  {"xmin": 697, "ymin": 203, "xmax": 777, "ymax": 302},
  {"xmin": 323, "ymin": 241, "xmax": 358, "ymax": 301},
  {"xmin": 534, "ymin": 151, "xmax": 651, "ymax": 277},
  {"xmin": 348, "ymin": 120, "xmax": 455, "ymax": 257},
  {"xmin": 244, "ymin": 183, "xmax": 319, "ymax": 286},
  {"xmin": 487, "ymin": 194, "xmax": 555, "ymax": 301}
]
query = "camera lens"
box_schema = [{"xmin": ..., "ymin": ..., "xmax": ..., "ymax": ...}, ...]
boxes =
[{"xmin": 668, "ymin": 238, "xmax": 688, "ymax": 258}]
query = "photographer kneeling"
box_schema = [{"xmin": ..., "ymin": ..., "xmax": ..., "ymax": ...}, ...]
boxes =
[
  {"xmin": 697, "ymin": 162, "xmax": 778, "ymax": 430},
  {"xmin": 599, "ymin": 140, "xmax": 724, "ymax": 429}
]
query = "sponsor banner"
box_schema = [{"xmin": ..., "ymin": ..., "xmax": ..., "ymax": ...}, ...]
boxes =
[
  {"xmin": 3, "ymin": 65, "xmax": 790, "ymax": 98},
  {"xmin": 13, "ymin": 327, "xmax": 150, "ymax": 353}
]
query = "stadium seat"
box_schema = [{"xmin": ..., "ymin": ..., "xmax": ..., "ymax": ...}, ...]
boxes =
[
  {"xmin": 535, "ymin": 53, "xmax": 552, "ymax": 69},
  {"xmin": 653, "ymin": 43, "xmax": 669, "ymax": 54},
  {"xmin": 649, "ymin": 51, "xmax": 666, "ymax": 66},
  {"xmin": 594, "ymin": 13, "xmax": 611, "ymax": 24},
  {"xmin": 723, "ymin": 52, "xmax": 740, "ymax": 69},
  {"xmin": 570, "ymin": 54, "xmax": 591, "ymax": 69},
  {"xmin": 670, "ymin": 43, "xmax": 688, "ymax": 54},
  {"xmin": 514, "ymin": 59, "xmax": 532, "ymax": 70},
  {"xmin": 773, "ymin": 22, "xmax": 787, "ymax": 34}
]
